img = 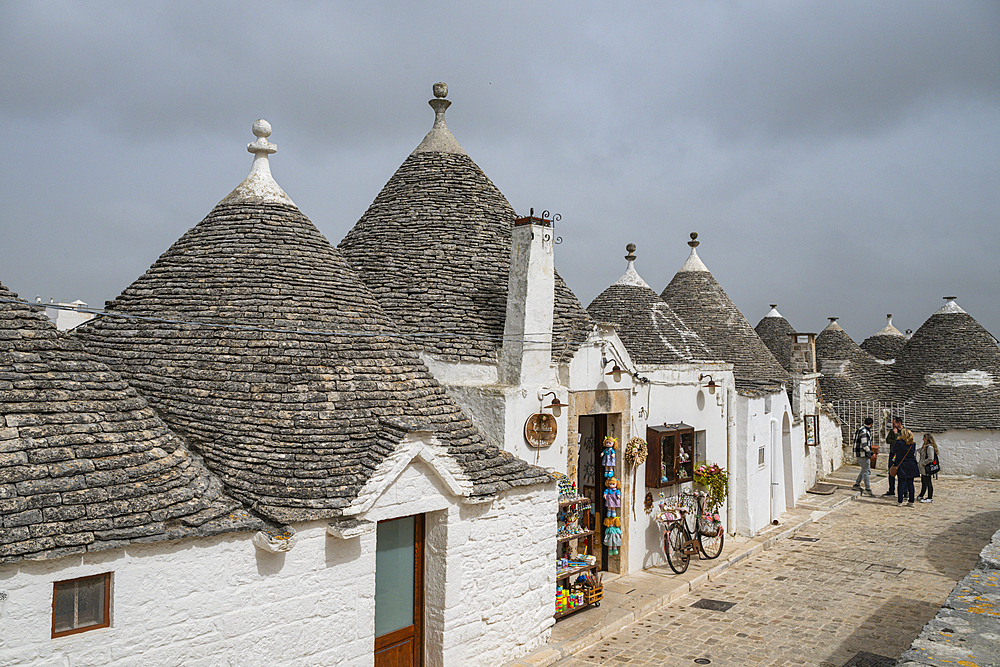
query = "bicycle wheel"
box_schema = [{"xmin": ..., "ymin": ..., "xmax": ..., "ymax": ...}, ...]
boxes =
[
  {"xmin": 698, "ymin": 522, "xmax": 724, "ymax": 559},
  {"xmin": 664, "ymin": 524, "xmax": 690, "ymax": 574}
]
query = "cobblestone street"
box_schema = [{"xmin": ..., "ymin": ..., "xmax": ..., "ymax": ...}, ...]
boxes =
[{"xmin": 557, "ymin": 477, "xmax": 1000, "ymax": 667}]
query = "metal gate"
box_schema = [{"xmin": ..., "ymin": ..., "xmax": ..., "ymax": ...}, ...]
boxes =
[{"xmin": 829, "ymin": 400, "xmax": 907, "ymax": 459}]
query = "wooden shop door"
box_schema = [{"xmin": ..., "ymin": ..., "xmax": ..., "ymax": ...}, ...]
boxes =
[{"xmin": 374, "ymin": 514, "xmax": 424, "ymax": 667}]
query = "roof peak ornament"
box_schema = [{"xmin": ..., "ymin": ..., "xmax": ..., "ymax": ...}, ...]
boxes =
[
  {"xmin": 678, "ymin": 232, "xmax": 709, "ymax": 273},
  {"xmin": 613, "ymin": 243, "xmax": 650, "ymax": 288},
  {"xmin": 218, "ymin": 119, "xmax": 294, "ymax": 206},
  {"xmin": 248, "ymin": 119, "xmax": 277, "ymax": 157},
  {"xmin": 935, "ymin": 295, "xmax": 966, "ymax": 316},
  {"xmin": 413, "ymin": 82, "xmax": 467, "ymax": 156},
  {"xmin": 824, "ymin": 316, "xmax": 844, "ymax": 332}
]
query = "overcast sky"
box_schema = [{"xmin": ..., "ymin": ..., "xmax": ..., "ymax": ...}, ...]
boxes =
[{"xmin": 2, "ymin": 1, "xmax": 998, "ymax": 343}]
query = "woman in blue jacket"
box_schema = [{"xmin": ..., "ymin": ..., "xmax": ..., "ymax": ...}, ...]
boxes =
[{"xmin": 890, "ymin": 433, "xmax": 919, "ymax": 506}]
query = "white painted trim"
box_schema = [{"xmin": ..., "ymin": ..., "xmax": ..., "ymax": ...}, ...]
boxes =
[{"xmin": 345, "ymin": 431, "xmax": 473, "ymax": 515}]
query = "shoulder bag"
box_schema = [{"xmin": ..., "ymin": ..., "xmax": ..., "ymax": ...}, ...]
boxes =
[{"xmin": 926, "ymin": 450, "xmax": 941, "ymax": 476}]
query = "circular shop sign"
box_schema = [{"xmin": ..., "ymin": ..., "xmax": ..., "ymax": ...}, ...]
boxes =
[{"xmin": 524, "ymin": 413, "xmax": 558, "ymax": 448}]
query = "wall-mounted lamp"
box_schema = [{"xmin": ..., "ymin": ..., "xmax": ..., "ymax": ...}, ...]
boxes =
[
  {"xmin": 602, "ymin": 356, "xmax": 623, "ymax": 383},
  {"xmin": 539, "ymin": 390, "xmax": 569, "ymax": 417},
  {"xmin": 700, "ymin": 374, "xmax": 718, "ymax": 395}
]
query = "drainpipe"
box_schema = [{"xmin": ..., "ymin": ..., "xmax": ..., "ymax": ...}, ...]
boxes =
[{"xmin": 726, "ymin": 383, "xmax": 735, "ymax": 536}]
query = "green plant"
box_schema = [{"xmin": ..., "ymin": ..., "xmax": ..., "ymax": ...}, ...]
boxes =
[{"xmin": 693, "ymin": 462, "xmax": 728, "ymax": 511}]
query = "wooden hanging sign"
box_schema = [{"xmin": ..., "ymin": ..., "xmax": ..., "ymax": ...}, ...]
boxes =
[{"xmin": 524, "ymin": 413, "xmax": 557, "ymax": 448}]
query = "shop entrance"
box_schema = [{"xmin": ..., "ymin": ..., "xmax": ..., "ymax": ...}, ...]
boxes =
[
  {"xmin": 577, "ymin": 414, "xmax": 610, "ymax": 571},
  {"xmin": 374, "ymin": 514, "xmax": 424, "ymax": 667}
]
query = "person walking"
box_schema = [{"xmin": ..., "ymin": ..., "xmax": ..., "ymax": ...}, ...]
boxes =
[
  {"xmin": 917, "ymin": 434, "xmax": 939, "ymax": 503},
  {"xmin": 851, "ymin": 417, "xmax": 875, "ymax": 496},
  {"xmin": 888, "ymin": 416, "xmax": 918, "ymax": 506}
]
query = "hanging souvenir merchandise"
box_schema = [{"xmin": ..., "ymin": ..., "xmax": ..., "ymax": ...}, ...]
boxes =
[
  {"xmin": 601, "ymin": 437, "xmax": 621, "ymax": 555},
  {"xmin": 603, "ymin": 477, "xmax": 621, "ymax": 508},
  {"xmin": 601, "ymin": 437, "xmax": 616, "ymax": 475},
  {"xmin": 624, "ymin": 437, "xmax": 648, "ymax": 519},
  {"xmin": 623, "ymin": 437, "xmax": 648, "ymax": 468}
]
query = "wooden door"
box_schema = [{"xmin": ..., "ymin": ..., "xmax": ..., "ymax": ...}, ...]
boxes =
[{"xmin": 375, "ymin": 514, "xmax": 424, "ymax": 667}]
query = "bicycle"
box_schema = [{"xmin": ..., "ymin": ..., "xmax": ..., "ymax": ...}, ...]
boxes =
[{"xmin": 654, "ymin": 491, "xmax": 724, "ymax": 574}]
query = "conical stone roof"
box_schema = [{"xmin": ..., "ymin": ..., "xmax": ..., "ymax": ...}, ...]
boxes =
[
  {"xmin": 815, "ymin": 318, "xmax": 894, "ymax": 402},
  {"xmin": 0, "ymin": 281, "xmax": 258, "ymax": 564},
  {"xmin": 587, "ymin": 245, "xmax": 716, "ymax": 365},
  {"xmin": 660, "ymin": 234, "xmax": 787, "ymax": 391},
  {"xmin": 72, "ymin": 120, "xmax": 547, "ymax": 524},
  {"xmin": 754, "ymin": 305, "xmax": 795, "ymax": 373},
  {"xmin": 860, "ymin": 314, "xmax": 906, "ymax": 361},
  {"xmin": 895, "ymin": 298, "xmax": 1000, "ymax": 430},
  {"xmin": 337, "ymin": 83, "xmax": 592, "ymax": 365}
]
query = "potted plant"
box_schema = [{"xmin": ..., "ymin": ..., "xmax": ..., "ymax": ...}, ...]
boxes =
[{"xmin": 693, "ymin": 462, "xmax": 728, "ymax": 512}]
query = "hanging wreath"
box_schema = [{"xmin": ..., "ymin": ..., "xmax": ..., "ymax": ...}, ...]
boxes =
[
  {"xmin": 624, "ymin": 437, "xmax": 648, "ymax": 467},
  {"xmin": 624, "ymin": 437, "xmax": 647, "ymax": 519}
]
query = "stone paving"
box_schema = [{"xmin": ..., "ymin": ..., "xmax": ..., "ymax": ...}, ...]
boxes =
[{"xmin": 554, "ymin": 476, "xmax": 1000, "ymax": 667}]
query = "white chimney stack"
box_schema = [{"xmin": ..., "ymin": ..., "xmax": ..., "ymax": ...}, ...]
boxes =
[{"xmin": 499, "ymin": 212, "xmax": 555, "ymax": 385}]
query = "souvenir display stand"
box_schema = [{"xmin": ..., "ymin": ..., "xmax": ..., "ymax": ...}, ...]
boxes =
[{"xmin": 553, "ymin": 473, "xmax": 602, "ymax": 619}]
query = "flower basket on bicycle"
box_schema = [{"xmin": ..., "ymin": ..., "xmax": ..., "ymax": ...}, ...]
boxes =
[{"xmin": 654, "ymin": 491, "xmax": 724, "ymax": 574}]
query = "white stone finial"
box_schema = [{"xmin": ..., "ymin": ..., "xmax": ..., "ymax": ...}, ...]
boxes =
[
  {"xmin": 248, "ymin": 119, "xmax": 277, "ymax": 155},
  {"xmin": 218, "ymin": 119, "xmax": 294, "ymax": 206},
  {"xmin": 765, "ymin": 304, "xmax": 783, "ymax": 318},
  {"xmin": 413, "ymin": 82, "xmax": 467, "ymax": 155},
  {"xmin": 678, "ymin": 232, "xmax": 709, "ymax": 273},
  {"xmin": 613, "ymin": 243, "xmax": 651, "ymax": 288},
  {"xmin": 934, "ymin": 296, "xmax": 966, "ymax": 315}
]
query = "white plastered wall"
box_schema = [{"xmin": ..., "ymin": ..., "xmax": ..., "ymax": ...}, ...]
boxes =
[
  {"xmin": 911, "ymin": 430, "xmax": 1000, "ymax": 478},
  {"xmin": 731, "ymin": 390, "xmax": 797, "ymax": 537},
  {"xmin": 0, "ymin": 442, "xmax": 556, "ymax": 667},
  {"xmin": 628, "ymin": 364, "xmax": 732, "ymax": 573}
]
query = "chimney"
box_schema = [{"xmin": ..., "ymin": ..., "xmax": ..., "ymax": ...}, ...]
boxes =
[
  {"xmin": 789, "ymin": 332, "xmax": 817, "ymax": 374},
  {"xmin": 788, "ymin": 332, "xmax": 818, "ymax": 417},
  {"xmin": 499, "ymin": 211, "xmax": 555, "ymax": 385}
]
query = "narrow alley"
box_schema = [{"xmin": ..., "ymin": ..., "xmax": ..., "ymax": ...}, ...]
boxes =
[{"xmin": 554, "ymin": 476, "xmax": 999, "ymax": 666}]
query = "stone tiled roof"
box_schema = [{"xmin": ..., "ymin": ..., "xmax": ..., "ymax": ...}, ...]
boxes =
[
  {"xmin": 337, "ymin": 85, "xmax": 592, "ymax": 365},
  {"xmin": 659, "ymin": 237, "xmax": 787, "ymax": 390},
  {"xmin": 587, "ymin": 248, "xmax": 716, "ymax": 366},
  {"xmin": 906, "ymin": 385, "xmax": 1000, "ymax": 431},
  {"xmin": 72, "ymin": 123, "xmax": 549, "ymax": 524},
  {"xmin": 754, "ymin": 305, "xmax": 795, "ymax": 373},
  {"xmin": 895, "ymin": 299, "xmax": 1000, "ymax": 431},
  {"xmin": 815, "ymin": 319, "xmax": 895, "ymax": 403},
  {"xmin": 0, "ymin": 281, "xmax": 259, "ymax": 565},
  {"xmin": 859, "ymin": 315, "xmax": 906, "ymax": 361}
]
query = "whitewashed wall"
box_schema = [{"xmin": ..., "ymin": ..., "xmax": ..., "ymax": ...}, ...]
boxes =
[
  {"xmin": 629, "ymin": 364, "xmax": 732, "ymax": 573},
  {"xmin": 0, "ymin": 460, "xmax": 556, "ymax": 667},
  {"xmin": 914, "ymin": 430, "xmax": 1000, "ymax": 478},
  {"xmin": 730, "ymin": 391, "xmax": 795, "ymax": 537}
]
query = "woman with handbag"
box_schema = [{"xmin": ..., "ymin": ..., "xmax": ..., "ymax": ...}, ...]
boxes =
[
  {"xmin": 917, "ymin": 434, "xmax": 939, "ymax": 503},
  {"xmin": 889, "ymin": 428, "xmax": 918, "ymax": 507}
]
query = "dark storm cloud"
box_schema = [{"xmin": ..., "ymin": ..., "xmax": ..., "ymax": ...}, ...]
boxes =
[{"xmin": 1, "ymin": 0, "xmax": 998, "ymax": 343}]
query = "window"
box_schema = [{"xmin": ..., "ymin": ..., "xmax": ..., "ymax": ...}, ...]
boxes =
[
  {"xmin": 52, "ymin": 573, "xmax": 111, "ymax": 638},
  {"xmin": 758, "ymin": 446, "xmax": 766, "ymax": 467}
]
